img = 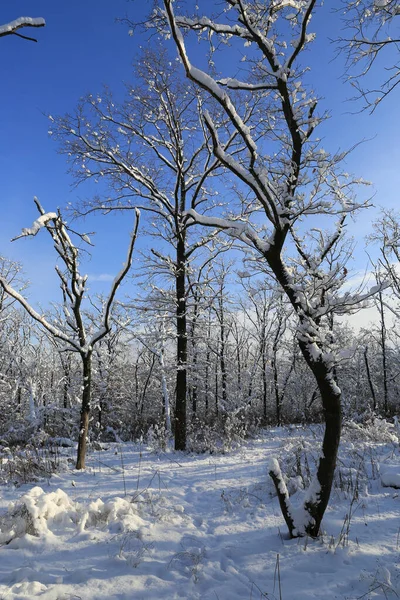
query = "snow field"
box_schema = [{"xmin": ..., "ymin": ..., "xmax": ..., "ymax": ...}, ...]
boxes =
[{"xmin": 0, "ymin": 424, "xmax": 399, "ymax": 599}]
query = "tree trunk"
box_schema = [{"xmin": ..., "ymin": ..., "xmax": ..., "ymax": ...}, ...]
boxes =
[
  {"xmin": 215, "ymin": 348, "xmax": 219, "ymax": 416},
  {"xmin": 364, "ymin": 346, "xmax": 377, "ymax": 411},
  {"xmin": 302, "ymin": 348, "xmax": 341, "ymax": 536},
  {"xmin": 76, "ymin": 352, "xmax": 92, "ymax": 470},
  {"xmin": 261, "ymin": 330, "xmax": 268, "ymax": 422},
  {"xmin": 174, "ymin": 237, "xmax": 187, "ymax": 450},
  {"xmin": 379, "ymin": 292, "xmax": 389, "ymax": 414},
  {"xmin": 218, "ymin": 296, "xmax": 228, "ymax": 409},
  {"xmin": 270, "ymin": 341, "xmax": 341, "ymax": 538},
  {"xmin": 159, "ymin": 324, "xmax": 172, "ymax": 435},
  {"xmin": 190, "ymin": 295, "xmax": 199, "ymax": 415},
  {"xmin": 205, "ymin": 316, "xmax": 211, "ymax": 417},
  {"xmin": 267, "ymin": 248, "xmax": 341, "ymax": 538}
]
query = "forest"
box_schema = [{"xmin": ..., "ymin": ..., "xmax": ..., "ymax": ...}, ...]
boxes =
[{"xmin": 1, "ymin": 2, "xmax": 400, "ymax": 599}]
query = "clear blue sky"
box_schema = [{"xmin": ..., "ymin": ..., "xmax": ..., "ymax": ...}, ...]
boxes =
[{"xmin": 1, "ymin": 1, "xmax": 399, "ymax": 307}]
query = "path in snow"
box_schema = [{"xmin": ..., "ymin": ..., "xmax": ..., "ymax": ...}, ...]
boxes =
[{"xmin": 0, "ymin": 427, "xmax": 399, "ymax": 599}]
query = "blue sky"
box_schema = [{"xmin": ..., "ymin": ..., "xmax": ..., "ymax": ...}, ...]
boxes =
[{"xmin": 1, "ymin": 1, "xmax": 399, "ymax": 308}]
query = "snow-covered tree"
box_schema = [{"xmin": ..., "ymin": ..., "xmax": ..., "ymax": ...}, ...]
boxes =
[
  {"xmin": 0, "ymin": 198, "xmax": 140, "ymax": 469},
  {"xmin": 52, "ymin": 48, "xmax": 229, "ymax": 451},
  {"xmin": 153, "ymin": 0, "xmax": 382, "ymax": 537}
]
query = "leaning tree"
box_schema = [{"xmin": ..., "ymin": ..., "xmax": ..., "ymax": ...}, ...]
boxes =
[{"xmin": 152, "ymin": 0, "xmax": 383, "ymax": 537}]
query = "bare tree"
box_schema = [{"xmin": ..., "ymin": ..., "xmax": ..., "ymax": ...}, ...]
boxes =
[
  {"xmin": 52, "ymin": 48, "xmax": 230, "ymax": 451},
  {"xmin": 154, "ymin": 0, "xmax": 382, "ymax": 537},
  {"xmin": 0, "ymin": 17, "xmax": 45, "ymax": 42},
  {"xmin": 340, "ymin": 0, "xmax": 400, "ymax": 109},
  {"xmin": 0, "ymin": 198, "xmax": 140, "ymax": 469}
]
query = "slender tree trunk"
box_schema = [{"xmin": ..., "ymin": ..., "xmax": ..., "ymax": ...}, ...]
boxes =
[
  {"xmin": 272, "ymin": 354, "xmax": 281, "ymax": 426},
  {"xmin": 205, "ymin": 316, "xmax": 211, "ymax": 417},
  {"xmin": 218, "ymin": 296, "xmax": 228, "ymax": 408},
  {"xmin": 134, "ymin": 354, "xmax": 140, "ymax": 410},
  {"xmin": 261, "ymin": 336, "xmax": 268, "ymax": 421},
  {"xmin": 140, "ymin": 354, "xmax": 155, "ymax": 415},
  {"xmin": 192, "ymin": 351, "xmax": 198, "ymax": 415},
  {"xmin": 233, "ymin": 322, "xmax": 242, "ymax": 391},
  {"xmin": 272, "ymin": 312, "xmax": 284, "ymax": 426},
  {"xmin": 190, "ymin": 295, "xmax": 199, "ymax": 415},
  {"xmin": 379, "ymin": 292, "xmax": 389, "ymax": 414},
  {"xmin": 63, "ymin": 367, "xmax": 69, "ymax": 410},
  {"xmin": 76, "ymin": 352, "xmax": 92, "ymax": 470},
  {"xmin": 175, "ymin": 237, "xmax": 187, "ymax": 450},
  {"xmin": 158, "ymin": 321, "xmax": 172, "ymax": 435},
  {"xmin": 215, "ymin": 347, "xmax": 219, "ymax": 416},
  {"xmin": 364, "ymin": 346, "xmax": 377, "ymax": 411},
  {"xmin": 16, "ymin": 385, "xmax": 22, "ymax": 412}
]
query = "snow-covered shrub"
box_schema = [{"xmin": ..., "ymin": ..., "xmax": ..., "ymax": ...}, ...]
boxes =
[
  {"xmin": 0, "ymin": 486, "xmax": 75, "ymax": 544},
  {"xmin": 0, "ymin": 486, "xmax": 147, "ymax": 548},
  {"xmin": 343, "ymin": 415, "xmax": 399, "ymax": 444},
  {"xmin": 187, "ymin": 410, "xmax": 256, "ymax": 453},
  {"xmin": 0, "ymin": 443, "xmax": 66, "ymax": 486},
  {"xmin": 146, "ymin": 424, "xmax": 170, "ymax": 452},
  {"xmin": 186, "ymin": 420, "xmax": 221, "ymax": 453}
]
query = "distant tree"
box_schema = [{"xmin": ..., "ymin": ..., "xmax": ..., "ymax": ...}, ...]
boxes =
[
  {"xmin": 0, "ymin": 16, "xmax": 45, "ymax": 42},
  {"xmin": 0, "ymin": 198, "xmax": 139, "ymax": 469}
]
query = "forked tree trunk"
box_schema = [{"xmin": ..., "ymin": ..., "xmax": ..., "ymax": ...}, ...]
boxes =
[
  {"xmin": 267, "ymin": 249, "xmax": 342, "ymax": 538},
  {"xmin": 269, "ymin": 343, "xmax": 341, "ymax": 538},
  {"xmin": 76, "ymin": 353, "xmax": 92, "ymax": 470}
]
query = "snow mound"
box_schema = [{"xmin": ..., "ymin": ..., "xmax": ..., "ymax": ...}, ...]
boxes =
[
  {"xmin": 0, "ymin": 486, "xmax": 75, "ymax": 543},
  {"xmin": 0, "ymin": 486, "xmax": 146, "ymax": 546},
  {"xmin": 380, "ymin": 465, "xmax": 400, "ymax": 489}
]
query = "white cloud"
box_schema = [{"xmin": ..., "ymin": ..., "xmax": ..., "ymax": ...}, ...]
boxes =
[{"xmin": 87, "ymin": 273, "xmax": 115, "ymax": 282}]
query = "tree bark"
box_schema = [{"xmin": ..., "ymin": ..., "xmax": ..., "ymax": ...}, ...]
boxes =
[
  {"xmin": 267, "ymin": 247, "xmax": 342, "ymax": 537},
  {"xmin": 301, "ymin": 343, "xmax": 341, "ymax": 537},
  {"xmin": 218, "ymin": 295, "xmax": 228, "ymax": 409},
  {"xmin": 364, "ymin": 346, "xmax": 377, "ymax": 412},
  {"xmin": 76, "ymin": 353, "xmax": 92, "ymax": 470},
  {"xmin": 174, "ymin": 236, "xmax": 187, "ymax": 450},
  {"xmin": 378, "ymin": 292, "xmax": 389, "ymax": 414}
]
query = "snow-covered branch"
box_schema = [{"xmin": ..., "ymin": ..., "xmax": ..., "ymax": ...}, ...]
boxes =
[
  {"xmin": 0, "ymin": 17, "xmax": 45, "ymax": 42},
  {"xmin": 90, "ymin": 209, "xmax": 140, "ymax": 346},
  {"xmin": 0, "ymin": 277, "xmax": 80, "ymax": 351}
]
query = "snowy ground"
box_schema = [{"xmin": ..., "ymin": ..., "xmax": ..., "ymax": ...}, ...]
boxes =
[{"xmin": 0, "ymin": 423, "xmax": 399, "ymax": 600}]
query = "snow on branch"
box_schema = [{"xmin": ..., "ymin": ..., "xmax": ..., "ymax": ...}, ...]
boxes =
[
  {"xmin": 0, "ymin": 17, "xmax": 45, "ymax": 42},
  {"xmin": 90, "ymin": 209, "xmax": 140, "ymax": 347},
  {"xmin": 0, "ymin": 277, "xmax": 80, "ymax": 351},
  {"xmin": 1, "ymin": 199, "xmax": 141, "ymax": 359},
  {"xmin": 12, "ymin": 212, "xmax": 58, "ymax": 241},
  {"xmin": 185, "ymin": 209, "xmax": 272, "ymax": 254},
  {"xmin": 162, "ymin": 0, "xmax": 259, "ymax": 159}
]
